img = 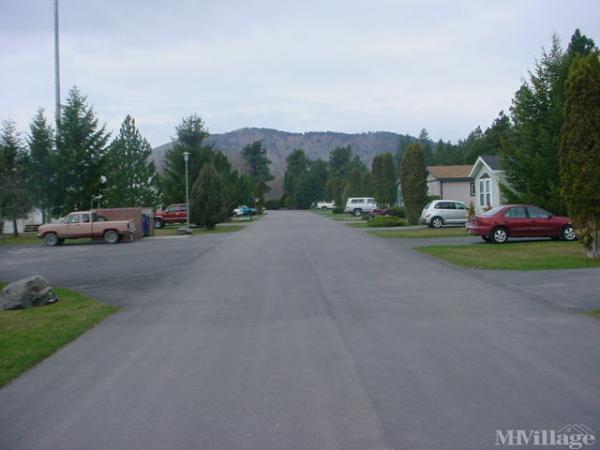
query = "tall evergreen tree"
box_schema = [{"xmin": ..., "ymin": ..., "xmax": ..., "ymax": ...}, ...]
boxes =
[
  {"xmin": 0, "ymin": 121, "xmax": 32, "ymax": 236},
  {"xmin": 283, "ymin": 149, "xmax": 308, "ymax": 207},
  {"xmin": 54, "ymin": 87, "xmax": 110, "ymax": 214},
  {"xmin": 242, "ymin": 140, "xmax": 273, "ymax": 209},
  {"xmin": 161, "ymin": 114, "xmax": 214, "ymax": 205},
  {"xmin": 501, "ymin": 31, "xmax": 596, "ymax": 214},
  {"xmin": 104, "ymin": 115, "xmax": 160, "ymax": 207},
  {"xmin": 371, "ymin": 152, "xmax": 396, "ymax": 207},
  {"xmin": 400, "ymin": 143, "xmax": 428, "ymax": 225},
  {"xmin": 560, "ymin": 53, "xmax": 600, "ymax": 258},
  {"xmin": 27, "ymin": 109, "xmax": 55, "ymax": 222},
  {"xmin": 191, "ymin": 164, "xmax": 227, "ymax": 229}
]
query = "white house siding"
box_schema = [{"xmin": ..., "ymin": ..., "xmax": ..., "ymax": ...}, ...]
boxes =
[
  {"xmin": 2, "ymin": 209, "xmax": 43, "ymax": 234},
  {"xmin": 442, "ymin": 181, "xmax": 474, "ymax": 206},
  {"xmin": 427, "ymin": 178, "xmax": 442, "ymax": 198},
  {"xmin": 473, "ymin": 170, "xmax": 506, "ymax": 214}
]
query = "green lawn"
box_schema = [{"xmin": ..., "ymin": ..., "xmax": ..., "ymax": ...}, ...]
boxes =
[
  {"xmin": 588, "ymin": 310, "xmax": 600, "ymax": 320},
  {"xmin": 154, "ymin": 224, "xmax": 246, "ymax": 236},
  {"xmin": 0, "ymin": 284, "xmax": 118, "ymax": 387},
  {"xmin": 0, "ymin": 232, "xmax": 41, "ymax": 245},
  {"xmin": 417, "ymin": 241, "xmax": 600, "ymax": 270},
  {"xmin": 370, "ymin": 227, "xmax": 469, "ymax": 239}
]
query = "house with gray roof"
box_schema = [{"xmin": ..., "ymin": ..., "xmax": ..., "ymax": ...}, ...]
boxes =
[{"xmin": 468, "ymin": 155, "xmax": 507, "ymax": 214}]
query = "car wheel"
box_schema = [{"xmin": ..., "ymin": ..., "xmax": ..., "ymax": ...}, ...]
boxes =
[
  {"xmin": 154, "ymin": 219, "xmax": 164, "ymax": 229},
  {"xmin": 560, "ymin": 225, "xmax": 577, "ymax": 241},
  {"xmin": 431, "ymin": 216, "xmax": 444, "ymax": 228},
  {"xmin": 103, "ymin": 230, "xmax": 119, "ymax": 244},
  {"xmin": 44, "ymin": 233, "xmax": 59, "ymax": 247},
  {"xmin": 353, "ymin": 208, "xmax": 362, "ymax": 217},
  {"xmin": 481, "ymin": 235, "xmax": 491, "ymax": 242},
  {"xmin": 491, "ymin": 227, "xmax": 508, "ymax": 244}
]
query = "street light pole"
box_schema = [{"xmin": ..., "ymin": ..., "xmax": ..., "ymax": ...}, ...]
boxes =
[
  {"xmin": 183, "ymin": 152, "xmax": 190, "ymax": 228},
  {"xmin": 54, "ymin": 0, "xmax": 61, "ymax": 129}
]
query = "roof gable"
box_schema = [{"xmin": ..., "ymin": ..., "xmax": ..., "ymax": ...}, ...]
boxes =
[{"xmin": 426, "ymin": 165, "xmax": 473, "ymax": 180}]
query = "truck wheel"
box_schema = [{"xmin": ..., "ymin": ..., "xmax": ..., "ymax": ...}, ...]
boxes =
[
  {"xmin": 353, "ymin": 208, "xmax": 362, "ymax": 217},
  {"xmin": 103, "ymin": 230, "xmax": 119, "ymax": 244},
  {"xmin": 154, "ymin": 218, "xmax": 164, "ymax": 229},
  {"xmin": 44, "ymin": 233, "xmax": 59, "ymax": 247}
]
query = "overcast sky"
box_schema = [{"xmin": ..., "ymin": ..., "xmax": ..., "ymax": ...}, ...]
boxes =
[{"xmin": 1, "ymin": 0, "xmax": 599, "ymax": 147}]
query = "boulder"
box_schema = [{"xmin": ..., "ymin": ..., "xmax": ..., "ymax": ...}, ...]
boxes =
[{"xmin": 0, "ymin": 276, "xmax": 59, "ymax": 310}]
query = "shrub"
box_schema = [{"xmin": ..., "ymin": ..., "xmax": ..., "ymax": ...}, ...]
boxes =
[
  {"xmin": 367, "ymin": 216, "xmax": 407, "ymax": 227},
  {"xmin": 332, "ymin": 207, "xmax": 345, "ymax": 214},
  {"xmin": 387, "ymin": 207, "xmax": 405, "ymax": 218},
  {"xmin": 264, "ymin": 199, "xmax": 281, "ymax": 210}
]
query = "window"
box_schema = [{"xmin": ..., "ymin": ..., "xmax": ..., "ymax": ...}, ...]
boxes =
[
  {"xmin": 470, "ymin": 182, "xmax": 476, "ymax": 196},
  {"xmin": 82, "ymin": 214, "xmax": 91, "ymax": 223},
  {"xmin": 436, "ymin": 202, "xmax": 454, "ymax": 210},
  {"xmin": 479, "ymin": 177, "xmax": 491, "ymax": 207},
  {"xmin": 505, "ymin": 206, "xmax": 527, "ymax": 218},
  {"xmin": 483, "ymin": 206, "xmax": 503, "ymax": 217},
  {"xmin": 455, "ymin": 202, "xmax": 466, "ymax": 210},
  {"xmin": 67, "ymin": 214, "xmax": 81, "ymax": 224},
  {"xmin": 528, "ymin": 206, "xmax": 551, "ymax": 218}
]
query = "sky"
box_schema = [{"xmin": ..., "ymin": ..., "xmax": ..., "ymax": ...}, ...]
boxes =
[{"xmin": 1, "ymin": 0, "xmax": 599, "ymax": 148}]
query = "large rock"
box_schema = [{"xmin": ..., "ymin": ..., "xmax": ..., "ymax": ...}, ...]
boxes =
[{"xmin": 0, "ymin": 276, "xmax": 59, "ymax": 310}]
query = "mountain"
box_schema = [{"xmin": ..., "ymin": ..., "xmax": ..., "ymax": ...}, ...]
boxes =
[{"xmin": 152, "ymin": 127, "xmax": 416, "ymax": 195}]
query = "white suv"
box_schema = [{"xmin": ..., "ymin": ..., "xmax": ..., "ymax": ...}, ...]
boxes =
[
  {"xmin": 344, "ymin": 197, "xmax": 377, "ymax": 216},
  {"xmin": 419, "ymin": 200, "xmax": 468, "ymax": 228}
]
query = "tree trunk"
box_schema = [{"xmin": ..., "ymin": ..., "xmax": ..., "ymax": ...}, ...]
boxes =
[
  {"xmin": 588, "ymin": 224, "xmax": 600, "ymax": 259},
  {"xmin": 0, "ymin": 219, "xmax": 4, "ymax": 238},
  {"xmin": 12, "ymin": 217, "xmax": 19, "ymax": 237}
]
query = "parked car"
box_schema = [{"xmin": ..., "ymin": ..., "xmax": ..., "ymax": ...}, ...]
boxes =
[
  {"xmin": 420, "ymin": 200, "xmax": 468, "ymax": 228},
  {"xmin": 233, "ymin": 205, "xmax": 257, "ymax": 217},
  {"xmin": 154, "ymin": 204, "xmax": 187, "ymax": 229},
  {"xmin": 316, "ymin": 200, "xmax": 335, "ymax": 210},
  {"xmin": 466, "ymin": 204, "xmax": 577, "ymax": 243},
  {"xmin": 369, "ymin": 208, "xmax": 392, "ymax": 218},
  {"xmin": 38, "ymin": 211, "xmax": 135, "ymax": 246},
  {"xmin": 344, "ymin": 197, "xmax": 377, "ymax": 216}
]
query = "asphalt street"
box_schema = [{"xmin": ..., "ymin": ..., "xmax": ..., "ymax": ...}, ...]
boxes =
[{"xmin": 0, "ymin": 212, "xmax": 599, "ymax": 450}]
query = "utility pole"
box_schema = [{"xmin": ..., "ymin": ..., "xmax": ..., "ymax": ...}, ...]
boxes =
[{"xmin": 54, "ymin": 0, "xmax": 61, "ymax": 129}]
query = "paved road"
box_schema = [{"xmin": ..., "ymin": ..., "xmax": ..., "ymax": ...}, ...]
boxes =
[{"xmin": 1, "ymin": 212, "xmax": 599, "ymax": 450}]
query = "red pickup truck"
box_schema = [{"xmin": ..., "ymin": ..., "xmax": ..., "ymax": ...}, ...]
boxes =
[{"xmin": 154, "ymin": 204, "xmax": 188, "ymax": 229}]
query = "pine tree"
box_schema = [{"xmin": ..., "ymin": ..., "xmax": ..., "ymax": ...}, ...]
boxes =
[
  {"xmin": 161, "ymin": 114, "xmax": 214, "ymax": 205},
  {"xmin": 418, "ymin": 128, "xmax": 434, "ymax": 164},
  {"xmin": 104, "ymin": 115, "xmax": 160, "ymax": 207},
  {"xmin": 0, "ymin": 121, "xmax": 32, "ymax": 236},
  {"xmin": 560, "ymin": 53, "xmax": 600, "ymax": 258},
  {"xmin": 400, "ymin": 143, "xmax": 428, "ymax": 225},
  {"xmin": 27, "ymin": 109, "xmax": 55, "ymax": 222},
  {"xmin": 191, "ymin": 164, "xmax": 226, "ymax": 229},
  {"xmin": 242, "ymin": 140, "xmax": 273, "ymax": 209},
  {"xmin": 371, "ymin": 152, "xmax": 396, "ymax": 207},
  {"xmin": 283, "ymin": 149, "xmax": 308, "ymax": 207},
  {"xmin": 54, "ymin": 87, "xmax": 110, "ymax": 214},
  {"xmin": 501, "ymin": 31, "xmax": 596, "ymax": 214}
]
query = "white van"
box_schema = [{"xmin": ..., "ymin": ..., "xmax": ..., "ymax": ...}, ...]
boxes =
[{"xmin": 344, "ymin": 197, "xmax": 377, "ymax": 216}]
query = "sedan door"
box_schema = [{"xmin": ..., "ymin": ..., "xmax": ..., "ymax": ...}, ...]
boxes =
[
  {"xmin": 526, "ymin": 206, "xmax": 557, "ymax": 237},
  {"xmin": 502, "ymin": 206, "xmax": 530, "ymax": 237}
]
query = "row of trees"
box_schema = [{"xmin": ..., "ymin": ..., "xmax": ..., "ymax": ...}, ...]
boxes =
[
  {"xmin": 283, "ymin": 146, "xmax": 399, "ymax": 210},
  {"xmin": 0, "ymin": 88, "xmax": 272, "ymax": 234}
]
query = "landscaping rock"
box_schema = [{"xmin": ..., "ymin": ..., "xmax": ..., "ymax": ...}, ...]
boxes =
[
  {"xmin": 0, "ymin": 276, "xmax": 59, "ymax": 310},
  {"xmin": 177, "ymin": 227, "xmax": 194, "ymax": 235}
]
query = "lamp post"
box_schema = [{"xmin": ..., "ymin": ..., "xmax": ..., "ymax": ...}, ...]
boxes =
[{"xmin": 183, "ymin": 152, "xmax": 190, "ymax": 228}]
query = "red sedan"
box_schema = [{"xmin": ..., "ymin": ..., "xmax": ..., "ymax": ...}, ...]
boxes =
[{"xmin": 466, "ymin": 205, "xmax": 577, "ymax": 243}]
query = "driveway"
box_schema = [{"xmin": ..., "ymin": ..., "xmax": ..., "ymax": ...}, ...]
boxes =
[{"xmin": 0, "ymin": 211, "xmax": 598, "ymax": 450}]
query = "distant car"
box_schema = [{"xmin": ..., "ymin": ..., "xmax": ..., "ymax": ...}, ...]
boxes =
[
  {"xmin": 154, "ymin": 204, "xmax": 187, "ymax": 229},
  {"xmin": 316, "ymin": 201, "xmax": 335, "ymax": 210},
  {"xmin": 369, "ymin": 208, "xmax": 392, "ymax": 218},
  {"xmin": 420, "ymin": 200, "xmax": 468, "ymax": 228},
  {"xmin": 344, "ymin": 197, "xmax": 377, "ymax": 216},
  {"xmin": 233, "ymin": 205, "xmax": 257, "ymax": 217},
  {"xmin": 466, "ymin": 204, "xmax": 577, "ymax": 243}
]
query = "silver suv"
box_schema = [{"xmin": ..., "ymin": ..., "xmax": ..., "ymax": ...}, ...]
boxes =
[{"xmin": 420, "ymin": 200, "xmax": 468, "ymax": 228}]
